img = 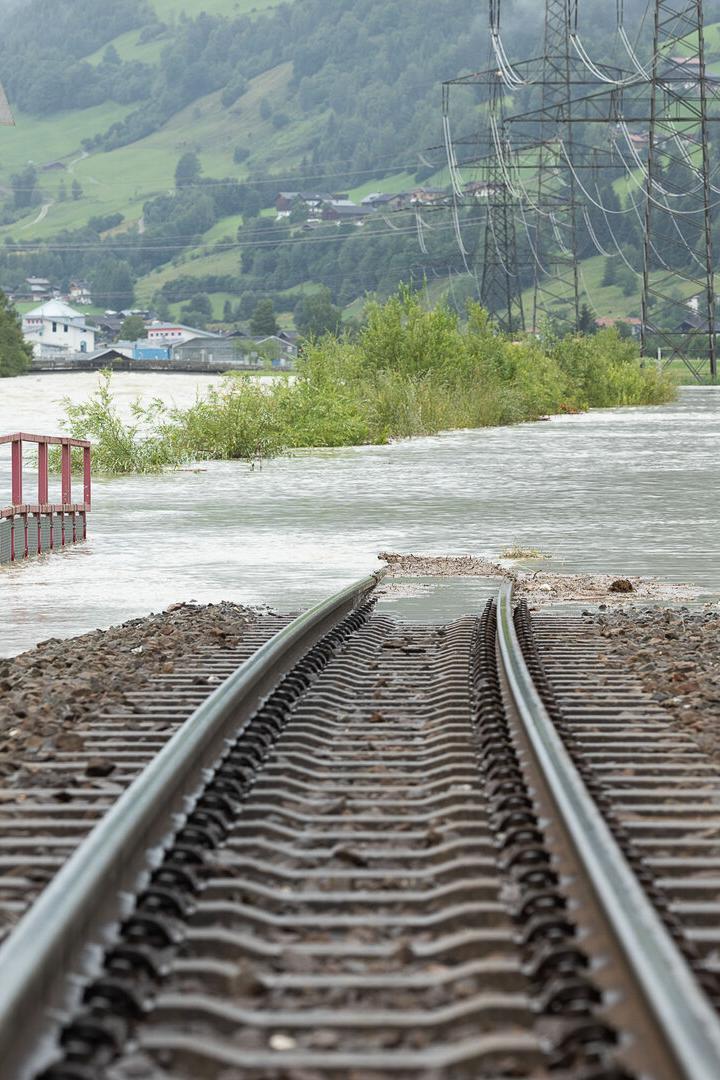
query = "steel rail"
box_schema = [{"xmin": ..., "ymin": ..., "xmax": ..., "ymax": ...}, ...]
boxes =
[
  {"xmin": 0, "ymin": 570, "xmax": 384, "ymax": 1080},
  {"xmin": 496, "ymin": 581, "xmax": 720, "ymax": 1080}
]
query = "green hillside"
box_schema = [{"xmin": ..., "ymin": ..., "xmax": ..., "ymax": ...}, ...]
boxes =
[{"xmin": 0, "ymin": 0, "xmax": 715, "ymax": 330}]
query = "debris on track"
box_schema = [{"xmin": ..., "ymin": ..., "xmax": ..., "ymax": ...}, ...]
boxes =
[{"xmin": 378, "ymin": 551, "xmax": 698, "ymax": 605}]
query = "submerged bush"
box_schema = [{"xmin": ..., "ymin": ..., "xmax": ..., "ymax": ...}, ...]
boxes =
[
  {"xmin": 59, "ymin": 372, "xmax": 188, "ymax": 474},
  {"xmin": 60, "ymin": 292, "xmax": 675, "ymax": 474}
]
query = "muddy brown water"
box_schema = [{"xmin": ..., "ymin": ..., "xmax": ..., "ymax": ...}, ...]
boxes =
[{"xmin": 0, "ymin": 374, "xmax": 718, "ymax": 657}]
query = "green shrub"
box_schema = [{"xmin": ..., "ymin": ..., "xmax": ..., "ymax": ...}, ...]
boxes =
[{"xmin": 60, "ymin": 292, "xmax": 675, "ymax": 474}]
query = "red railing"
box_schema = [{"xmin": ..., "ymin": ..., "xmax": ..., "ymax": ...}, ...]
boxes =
[{"xmin": 1, "ymin": 433, "xmax": 91, "ymax": 562}]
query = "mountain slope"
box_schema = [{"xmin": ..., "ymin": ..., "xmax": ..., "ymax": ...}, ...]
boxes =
[{"xmin": 0, "ymin": 0, "xmax": 716, "ymax": 327}]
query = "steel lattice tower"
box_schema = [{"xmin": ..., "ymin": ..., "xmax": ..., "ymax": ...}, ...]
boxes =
[
  {"xmin": 480, "ymin": 70, "xmax": 525, "ymax": 333},
  {"xmin": 641, "ymin": 0, "xmax": 718, "ymax": 381},
  {"xmin": 530, "ymin": 0, "xmax": 582, "ymax": 333}
]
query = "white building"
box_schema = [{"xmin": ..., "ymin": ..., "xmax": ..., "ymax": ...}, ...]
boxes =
[
  {"xmin": 68, "ymin": 280, "xmax": 92, "ymax": 305},
  {"xmin": 22, "ymin": 299, "xmax": 96, "ymax": 356},
  {"xmin": 146, "ymin": 322, "xmax": 219, "ymax": 346}
]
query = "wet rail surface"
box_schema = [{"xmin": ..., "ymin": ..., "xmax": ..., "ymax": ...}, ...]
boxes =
[{"xmin": 2, "ymin": 580, "xmax": 720, "ymax": 1079}]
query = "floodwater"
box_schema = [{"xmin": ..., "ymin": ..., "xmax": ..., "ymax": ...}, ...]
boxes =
[{"xmin": 0, "ymin": 372, "xmax": 718, "ymax": 656}]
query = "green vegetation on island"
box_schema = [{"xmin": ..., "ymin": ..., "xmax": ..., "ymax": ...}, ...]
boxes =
[{"xmin": 60, "ymin": 291, "xmax": 674, "ymax": 475}]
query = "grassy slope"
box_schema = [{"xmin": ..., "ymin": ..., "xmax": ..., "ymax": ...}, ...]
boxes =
[
  {"xmin": 0, "ymin": 0, "xmax": 448, "ymax": 310},
  {"xmin": 0, "ymin": 61, "xmax": 298, "ymax": 241},
  {"xmin": 1, "ymin": 6, "xmax": 715, "ymax": 323},
  {"xmin": 0, "ymin": 0, "xmax": 299, "ymax": 239}
]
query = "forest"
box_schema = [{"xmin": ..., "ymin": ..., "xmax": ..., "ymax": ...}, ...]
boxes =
[{"xmin": 0, "ymin": 0, "xmax": 718, "ymax": 323}]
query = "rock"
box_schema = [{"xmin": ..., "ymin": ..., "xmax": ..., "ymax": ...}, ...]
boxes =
[
  {"xmin": 269, "ymin": 1034, "xmax": 297, "ymax": 1051},
  {"xmin": 54, "ymin": 732, "xmax": 85, "ymax": 752},
  {"xmin": 85, "ymin": 757, "xmax": 116, "ymax": 778},
  {"xmin": 333, "ymin": 846, "xmax": 368, "ymax": 867},
  {"xmin": 609, "ymin": 579, "xmax": 634, "ymax": 593}
]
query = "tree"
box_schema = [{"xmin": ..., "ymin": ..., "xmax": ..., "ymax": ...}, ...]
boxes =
[
  {"xmin": 242, "ymin": 188, "xmax": 262, "ymax": 219},
  {"xmin": 90, "ymin": 258, "xmax": 135, "ymax": 310},
  {"xmin": 181, "ymin": 292, "xmax": 213, "ymax": 328},
  {"xmin": 294, "ymin": 288, "xmax": 342, "ymax": 338},
  {"xmin": 102, "ymin": 44, "xmax": 121, "ymax": 66},
  {"xmin": 577, "ymin": 304, "xmax": 597, "ymax": 335},
  {"xmin": 71, "ymin": 179, "xmax": 83, "ymax": 201},
  {"xmin": 0, "ymin": 291, "xmax": 32, "ymax": 377},
  {"xmin": 11, "ymin": 165, "xmax": 38, "ymax": 209},
  {"xmin": 175, "ymin": 151, "xmax": 202, "ymax": 189},
  {"xmin": 57, "ymin": 180, "xmax": 68, "ymax": 202},
  {"xmin": 154, "ymin": 295, "xmax": 171, "ymax": 321},
  {"xmin": 601, "ymin": 257, "xmax": 618, "ymax": 287},
  {"xmin": 181, "ymin": 305, "xmax": 208, "ymax": 328},
  {"xmin": 618, "ymin": 267, "xmax": 637, "ymax": 298},
  {"xmin": 118, "ymin": 315, "xmax": 147, "ymax": 340},
  {"xmin": 250, "ymin": 298, "xmax": 278, "ymax": 335},
  {"xmin": 289, "ymin": 201, "xmax": 310, "ymax": 225},
  {"xmin": 188, "ymin": 292, "xmax": 212, "ymax": 317}
]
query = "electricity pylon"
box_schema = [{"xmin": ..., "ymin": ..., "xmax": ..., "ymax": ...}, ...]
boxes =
[
  {"xmin": 531, "ymin": 0, "xmax": 582, "ymax": 333},
  {"xmin": 480, "ymin": 70, "xmax": 526, "ymax": 333},
  {"xmin": 641, "ymin": 0, "xmax": 718, "ymax": 381}
]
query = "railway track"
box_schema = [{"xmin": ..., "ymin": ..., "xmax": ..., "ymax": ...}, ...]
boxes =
[
  {"xmin": 0, "ymin": 615, "xmax": 294, "ymax": 947},
  {"xmin": 0, "ymin": 574, "xmax": 719, "ymax": 1079}
]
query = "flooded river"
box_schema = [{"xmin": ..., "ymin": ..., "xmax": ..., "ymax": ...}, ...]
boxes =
[{"xmin": 0, "ymin": 372, "xmax": 718, "ymax": 656}]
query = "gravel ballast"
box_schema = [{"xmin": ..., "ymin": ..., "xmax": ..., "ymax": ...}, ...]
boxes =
[
  {"xmin": 592, "ymin": 606, "xmax": 720, "ymax": 760},
  {"xmin": 0, "ymin": 602, "xmax": 260, "ymax": 784}
]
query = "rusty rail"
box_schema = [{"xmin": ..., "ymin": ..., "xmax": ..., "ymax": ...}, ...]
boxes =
[{"xmin": 0, "ymin": 433, "xmax": 91, "ymax": 563}]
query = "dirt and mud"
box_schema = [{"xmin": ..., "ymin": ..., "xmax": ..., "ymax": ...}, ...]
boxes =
[{"xmin": 378, "ymin": 551, "xmax": 698, "ymax": 605}]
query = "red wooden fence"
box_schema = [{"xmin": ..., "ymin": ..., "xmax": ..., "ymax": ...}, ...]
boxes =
[{"xmin": 0, "ymin": 433, "xmax": 91, "ymax": 563}]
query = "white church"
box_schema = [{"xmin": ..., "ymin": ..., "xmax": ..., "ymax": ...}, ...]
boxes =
[{"xmin": 22, "ymin": 299, "xmax": 96, "ymax": 357}]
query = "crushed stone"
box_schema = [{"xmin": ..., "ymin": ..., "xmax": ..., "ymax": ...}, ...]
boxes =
[
  {"xmin": 592, "ymin": 606, "xmax": 720, "ymax": 763},
  {"xmin": 0, "ymin": 601, "xmax": 259, "ymax": 782}
]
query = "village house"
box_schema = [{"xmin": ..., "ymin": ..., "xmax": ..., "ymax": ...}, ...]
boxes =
[
  {"xmin": 68, "ymin": 280, "xmax": 92, "ymax": 305},
  {"xmin": 276, "ymin": 192, "xmax": 353, "ymax": 220},
  {"xmin": 22, "ymin": 299, "xmax": 96, "ymax": 356},
  {"xmin": 25, "ymin": 277, "xmax": 54, "ymax": 302},
  {"xmin": 172, "ymin": 336, "xmax": 262, "ymax": 369},
  {"xmin": 250, "ymin": 334, "xmax": 297, "ymax": 367},
  {"xmin": 145, "ymin": 322, "xmax": 221, "ymax": 346},
  {"xmin": 275, "ymin": 192, "xmax": 299, "ymax": 213},
  {"xmin": 112, "ymin": 340, "xmax": 172, "ymax": 361},
  {"xmin": 626, "ymin": 131, "xmax": 649, "ymax": 147},
  {"xmin": 464, "ymin": 180, "xmax": 504, "ymax": 198},
  {"xmin": 410, "ymin": 187, "xmax": 448, "ymax": 206},
  {"xmin": 361, "ymin": 192, "xmax": 409, "ymax": 211},
  {"xmin": 321, "ymin": 200, "xmax": 368, "ymax": 223},
  {"xmin": 90, "ymin": 314, "xmax": 125, "ymax": 340},
  {"xmin": 594, "ymin": 315, "xmax": 642, "ymax": 338},
  {"xmin": 276, "ymin": 192, "xmax": 331, "ymax": 218}
]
